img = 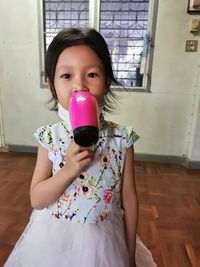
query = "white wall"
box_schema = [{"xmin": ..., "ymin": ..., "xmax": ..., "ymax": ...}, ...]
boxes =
[
  {"xmin": 188, "ymin": 63, "xmax": 200, "ymax": 161},
  {"xmin": 0, "ymin": 0, "xmax": 59, "ymax": 146},
  {"xmin": 189, "ymin": 102, "xmax": 200, "ymax": 161},
  {"xmin": 107, "ymin": 0, "xmax": 200, "ymax": 160},
  {"xmin": 0, "ymin": 0, "xmax": 199, "ymax": 161}
]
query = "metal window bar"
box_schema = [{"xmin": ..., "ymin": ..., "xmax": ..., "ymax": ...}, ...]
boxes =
[
  {"xmin": 99, "ymin": 0, "xmax": 150, "ymax": 88},
  {"xmin": 43, "ymin": 0, "xmax": 89, "ymax": 50},
  {"xmin": 42, "ymin": 0, "xmax": 150, "ymax": 89}
]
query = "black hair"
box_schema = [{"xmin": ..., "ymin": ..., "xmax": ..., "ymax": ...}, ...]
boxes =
[{"xmin": 45, "ymin": 28, "xmax": 121, "ymax": 113}]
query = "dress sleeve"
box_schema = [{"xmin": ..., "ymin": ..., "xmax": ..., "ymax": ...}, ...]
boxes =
[
  {"xmin": 125, "ymin": 127, "xmax": 140, "ymax": 148},
  {"xmin": 33, "ymin": 125, "xmax": 53, "ymax": 150}
]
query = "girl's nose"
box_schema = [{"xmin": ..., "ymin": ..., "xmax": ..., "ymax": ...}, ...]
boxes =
[
  {"xmin": 73, "ymin": 77, "xmax": 89, "ymax": 93},
  {"xmin": 73, "ymin": 87, "xmax": 89, "ymax": 93}
]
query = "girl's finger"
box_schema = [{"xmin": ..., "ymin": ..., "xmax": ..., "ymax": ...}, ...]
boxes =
[
  {"xmin": 65, "ymin": 140, "xmax": 92, "ymax": 158},
  {"xmin": 74, "ymin": 149, "xmax": 94, "ymax": 162}
]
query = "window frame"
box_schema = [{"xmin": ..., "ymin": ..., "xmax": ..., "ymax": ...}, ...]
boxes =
[{"xmin": 37, "ymin": 0, "xmax": 158, "ymax": 92}]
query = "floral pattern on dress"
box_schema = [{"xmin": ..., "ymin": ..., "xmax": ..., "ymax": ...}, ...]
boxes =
[{"xmin": 34, "ymin": 120, "xmax": 139, "ymax": 224}]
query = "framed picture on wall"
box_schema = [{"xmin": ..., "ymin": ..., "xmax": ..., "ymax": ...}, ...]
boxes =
[{"xmin": 188, "ymin": 0, "xmax": 200, "ymax": 14}]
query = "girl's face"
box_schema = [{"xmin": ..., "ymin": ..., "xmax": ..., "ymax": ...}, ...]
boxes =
[{"xmin": 53, "ymin": 45, "xmax": 108, "ymax": 110}]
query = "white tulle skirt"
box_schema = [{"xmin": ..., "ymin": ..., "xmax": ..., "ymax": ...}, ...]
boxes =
[{"xmin": 4, "ymin": 209, "xmax": 156, "ymax": 267}]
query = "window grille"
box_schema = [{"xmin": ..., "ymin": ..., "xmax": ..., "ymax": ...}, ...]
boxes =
[
  {"xmin": 99, "ymin": 0, "xmax": 149, "ymax": 88},
  {"xmin": 41, "ymin": 0, "xmax": 155, "ymax": 89},
  {"xmin": 43, "ymin": 0, "xmax": 89, "ymax": 51}
]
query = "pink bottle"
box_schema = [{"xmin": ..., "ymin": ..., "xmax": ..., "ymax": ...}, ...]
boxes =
[{"xmin": 69, "ymin": 91, "xmax": 99, "ymax": 147}]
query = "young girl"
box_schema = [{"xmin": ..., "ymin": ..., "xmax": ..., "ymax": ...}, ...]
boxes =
[{"xmin": 4, "ymin": 28, "xmax": 157, "ymax": 267}]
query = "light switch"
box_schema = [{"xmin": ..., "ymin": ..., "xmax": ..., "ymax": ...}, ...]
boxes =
[
  {"xmin": 185, "ymin": 40, "xmax": 198, "ymax": 52},
  {"xmin": 190, "ymin": 19, "xmax": 200, "ymax": 33}
]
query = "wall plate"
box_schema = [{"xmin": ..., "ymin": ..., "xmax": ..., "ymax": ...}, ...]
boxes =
[{"xmin": 185, "ymin": 40, "xmax": 198, "ymax": 52}]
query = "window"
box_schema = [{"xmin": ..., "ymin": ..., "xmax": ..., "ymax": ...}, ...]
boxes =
[
  {"xmin": 39, "ymin": 0, "xmax": 158, "ymax": 90},
  {"xmin": 43, "ymin": 0, "xmax": 89, "ymax": 51}
]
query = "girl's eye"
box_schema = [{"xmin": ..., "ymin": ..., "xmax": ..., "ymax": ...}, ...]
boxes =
[
  {"xmin": 88, "ymin": 72, "xmax": 97, "ymax": 78},
  {"xmin": 61, "ymin": 73, "xmax": 71, "ymax": 79}
]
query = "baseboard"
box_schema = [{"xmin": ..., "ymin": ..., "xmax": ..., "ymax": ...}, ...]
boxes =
[
  {"xmin": 184, "ymin": 157, "xmax": 200, "ymax": 169},
  {"xmin": 5, "ymin": 145, "xmax": 200, "ymax": 169},
  {"xmin": 0, "ymin": 145, "xmax": 9, "ymax": 152},
  {"xmin": 135, "ymin": 153, "xmax": 185, "ymax": 165},
  {"xmin": 8, "ymin": 145, "xmax": 37, "ymax": 153}
]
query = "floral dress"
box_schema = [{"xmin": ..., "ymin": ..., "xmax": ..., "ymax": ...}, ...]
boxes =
[{"xmin": 4, "ymin": 119, "xmax": 157, "ymax": 267}]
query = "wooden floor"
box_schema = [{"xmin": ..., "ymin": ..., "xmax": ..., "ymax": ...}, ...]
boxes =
[{"xmin": 0, "ymin": 152, "xmax": 200, "ymax": 267}]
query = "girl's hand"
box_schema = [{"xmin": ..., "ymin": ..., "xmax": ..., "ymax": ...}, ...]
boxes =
[{"xmin": 63, "ymin": 140, "xmax": 95, "ymax": 179}]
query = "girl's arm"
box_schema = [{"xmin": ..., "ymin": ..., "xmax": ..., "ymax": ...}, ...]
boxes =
[
  {"xmin": 122, "ymin": 145, "xmax": 138, "ymax": 267},
  {"xmin": 30, "ymin": 141, "xmax": 94, "ymax": 210}
]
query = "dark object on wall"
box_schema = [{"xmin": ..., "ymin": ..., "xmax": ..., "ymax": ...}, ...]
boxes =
[
  {"xmin": 135, "ymin": 67, "xmax": 143, "ymax": 87},
  {"xmin": 187, "ymin": 0, "xmax": 200, "ymax": 14}
]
